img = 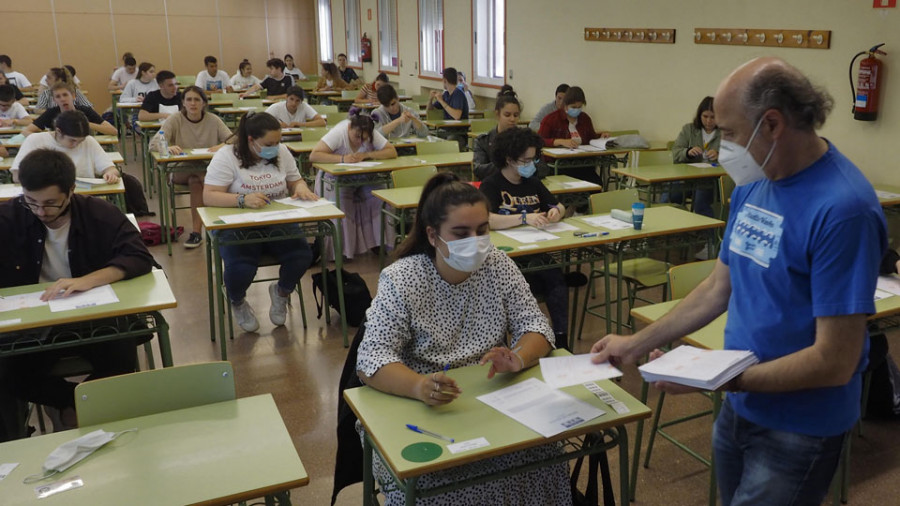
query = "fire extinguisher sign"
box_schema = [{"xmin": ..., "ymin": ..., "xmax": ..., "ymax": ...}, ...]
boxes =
[{"xmin": 873, "ymin": 0, "xmax": 896, "ymax": 8}]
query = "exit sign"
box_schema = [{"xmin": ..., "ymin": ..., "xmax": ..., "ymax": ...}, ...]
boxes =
[{"xmin": 874, "ymin": 0, "xmax": 896, "ymax": 7}]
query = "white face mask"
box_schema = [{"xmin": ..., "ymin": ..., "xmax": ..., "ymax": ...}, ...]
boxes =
[
  {"xmin": 718, "ymin": 116, "xmax": 776, "ymax": 186},
  {"xmin": 23, "ymin": 428, "xmax": 136, "ymax": 483},
  {"xmin": 437, "ymin": 234, "xmax": 492, "ymax": 273}
]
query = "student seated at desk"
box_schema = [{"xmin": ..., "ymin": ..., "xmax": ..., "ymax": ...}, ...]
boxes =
[
  {"xmin": 260, "ymin": 58, "xmax": 295, "ymax": 99},
  {"xmin": 370, "ymin": 84, "xmax": 427, "ymax": 139},
  {"xmin": 354, "ymin": 72, "xmax": 388, "ymax": 103},
  {"xmin": 357, "ymin": 173, "xmax": 571, "ymax": 506},
  {"xmin": 158, "ymin": 86, "xmax": 233, "ymax": 249},
  {"xmin": 667, "ymin": 95, "xmax": 720, "ymax": 217},
  {"xmin": 120, "ymin": 62, "xmax": 159, "ymax": 104},
  {"xmin": 427, "ymin": 67, "xmax": 469, "ymax": 120},
  {"xmin": 308, "ymin": 113, "xmax": 398, "ymax": 260},
  {"xmin": 0, "ymin": 72, "xmax": 29, "ymax": 107},
  {"xmin": 473, "ymin": 86, "xmax": 549, "ymax": 181},
  {"xmin": 337, "ymin": 53, "xmax": 360, "ymax": 87},
  {"xmin": 479, "ymin": 127, "xmax": 570, "ymax": 349},
  {"xmin": 137, "ymin": 70, "xmax": 183, "ymax": 123},
  {"xmin": 195, "ymin": 55, "xmax": 234, "ymax": 93},
  {"xmin": 232, "ymin": 60, "xmax": 262, "ymax": 94},
  {"xmin": 0, "ymin": 84, "xmax": 33, "ymax": 127},
  {"xmin": 0, "ymin": 54, "xmax": 33, "ymax": 91},
  {"xmin": 0, "ymin": 149, "xmax": 154, "ymax": 436},
  {"xmin": 108, "ymin": 54, "xmax": 137, "ymax": 91},
  {"xmin": 283, "ymin": 54, "xmax": 306, "ymax": 82},
  {"xmin": 315, "ymin": 62, "xmax": 348, "ymax": 92},
  {"xmin": 529, "ymin": 83, "xmax": 569, "ymax": 131},
  {"xmin": 538, "ymin": 85, "xmax": 610, "ymax": 185},
  {"xmin": 203, "ymin": 112, "xmax": 317, "ymax": 332},
  {"xmin": 25, "ymin": 83, "xmax": 116, "ymax": 136},
  {"xmin": 38, "ymin": 64, "xmax": 81, "ymax": 93},
  {"xmin": 265, "ymin": 86, "xmax": 325, "ymax": 128},
  {"xmin": 35, "ymin": 67, "xmax": 93, "ymax": 113}
]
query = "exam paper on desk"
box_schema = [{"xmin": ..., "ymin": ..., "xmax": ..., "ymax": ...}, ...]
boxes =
[
  {"xmin": 577, "ymin": 215, "xmax": 633, "ymax": 231},
  {"xmin": 540, "ymin": 354, "xmax": 623, "ymax": 389},
  {"xmin": 274, "ymin": 197, "xmax": 336, "ymax": 208},
  {"xmin": 495, "ymin": 226, "xmax": 559, "ymax": 244},
  {"xmin": 219, "ymin": 208, "xmax": 311, "ymax": 224},
  {"xmin": 0, "ymin": 290, "xmax": 47, "ymax": 313},
  {"xmin": 47, "ymin": 284, "xmax": 120, "ymax": 313},
  {"xmin": 539, "ymin": 222, "xmax": 578, "ymax": 233},
  {"xmin": 336, "ymin": 161, "xmax": 381, "ymax": 168},
  {"xmin": 877, "ymin": 275, "xmax": 900, "ymax": 297}
]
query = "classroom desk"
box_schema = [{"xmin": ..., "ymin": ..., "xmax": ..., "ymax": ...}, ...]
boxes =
[
  {"xmin": 0, "ymin": 394, "xmax": 307, "ymax": 506},
  {"xmin": 0, "ymin": 270, "xmax": 176, "ymax": 369},
  {"xmin": 542, "ymin": 141, "xmax": 669, "ymax": 183},
  {"xmin": 0, "ymin": 126, "xmax": 25, "ymax": 135},
  {"xmin": 307, "ymin": 90, "xmax": 341, "ymax": 104},
  {"xmin": 198, "ymin": 202, "xmax": 350, "ymax": 355},
  {"xmin": 313, "ymin": 152, "xmax": 474, "ymax": 208},
  {"xmin": 137, "ymin": 120, "xmax": 163, "ymax": 193},
  {"xmin": 0, "ymin": 152, "xmax": 124, "ymax": 172},
  {"xmin": 151, "ymin": 150, "xmax": 215, "ymax": 255},
  {"xmin": 0, "ymin": 181, "xmax": 125, "ymax": 211},
  {"xmin": 345, "ymin": 349, "xmax": 651, "ymax": 506},
  {"xmin": 114, "ymin": 102, "xmax": 143, "ymax": 161},
  {"xmin": 875, "ymin": 184, "xmax": 900, "ymax": 218},
  {"xmin": 610, "ymin": 163, "xmax": 727, "ymax": 208},
  {"xmin": 490, "ymin": 207, "xmax": 724, "ymax": 339},
  {"xmin": 0, "ymin": 135, "xmax": 118, "ymax": 151}
]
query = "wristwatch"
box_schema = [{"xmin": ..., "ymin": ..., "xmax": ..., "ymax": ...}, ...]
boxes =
[
  {"xmin": 237, "ymin": 194, "xmax": 246, "ymax": 209},
  {"xmin": 521, "ymin": 211, "xmax": 527, "ymax": 225}
]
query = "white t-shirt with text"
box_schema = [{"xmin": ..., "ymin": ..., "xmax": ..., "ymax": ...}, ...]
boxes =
[
  {"xmin": 204, "ymin": 144, "xmax": 301, "ymax": 199},
  {"xmin": 265, "ymin": 101, "xmax": 319, "ymax": 125},
  {"xmin": 320, "ymin": 120, "xmax": 389, "ymax": 156},
  {"xmin": 195, "ymin": 70, "xmax": 232, "ymax": 92}
]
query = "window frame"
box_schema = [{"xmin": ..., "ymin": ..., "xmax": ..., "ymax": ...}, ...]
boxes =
[
  {"xmin": 317, "ymin": 0, "xmax": 334, "ymax": 64},
  {"xmin": 344, "ymin": 0, "xmax": 363, "ymax": 69},
  {"xmin": 417, "ymin": 0, "xmax": 444, "ymax": 81},
  {"xmin": 470, "ymin": 0, "xmax": 506, "ymax": 89},
  {"xmin": 377, "ymin": 0, "xmax": 400, "ymax": 75}
]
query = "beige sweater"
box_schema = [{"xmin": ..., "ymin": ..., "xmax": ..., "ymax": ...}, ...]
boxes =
[{"xmin": 162, "ymin": 112, "xmax": 232, "ymax": 149}]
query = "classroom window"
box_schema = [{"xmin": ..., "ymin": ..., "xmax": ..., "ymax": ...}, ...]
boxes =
[
  {"xmin": 418, "ymin": 0, "xmax": 443, "ymax": 79},
  {"xmin": 345, "ymin": 0, "xmax": 362, "ymax": 66},
  {"xmin": 317, "ymin": 0, "xmax": 334, "ymax": 62},
  {"xmin": 378, "ymin": 0, "xmax": 399, "ymax": 73},
  {"xmin": 472, "ymin": 0, "xmax": 505, "ymax": 87}
]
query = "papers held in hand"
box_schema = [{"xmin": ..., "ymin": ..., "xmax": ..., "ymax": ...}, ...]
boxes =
[
  {"xmin": 75, "ymin": 177, "xmax": 107, "ymax": 188},
  {"xmin": 638, "ymin": 345, "xmax": 758, "ymax": 391}
]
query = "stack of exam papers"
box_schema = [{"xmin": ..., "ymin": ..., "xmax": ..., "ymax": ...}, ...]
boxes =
[{"xmin": 638, "ymin": 345, "xmax": 758, "ymax": 390}]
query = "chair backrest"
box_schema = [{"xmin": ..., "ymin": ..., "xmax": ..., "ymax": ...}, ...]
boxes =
[
  {"xmin": 469, "ymin": 118, "xmax": 497, "ymax": 134},
  {"xmin": 341, "ymin": 89, "xmax": 357, "ymax": 99},
  {"xmin": 426, "ymin": 108, "xmax": 444, "ymax": 121},
  {"xmin": 234, "ymin": 99, "xmax": 264, "ymax": 108},
  {"xmin": 714, "ymin": 174, "xmax": 737, "ymax": 222},
  {"xmin": 666, "ymin": 140, "xmax": 675, "ymax": 150},
  {"xmin": 396, "ymin": 88, "xmax": 407, "ymax": 96},
  {"xmin": 300, "ymin": 127, "xmax": 329, "ymax": 142},
  {"xmin": 415, "ymin": 140, "xmax": 459, "ymax": 155},
  {"xmin": 175, "ymin": 75, "xmax": 195, "ymax": 87},
  {"xmin": 211, "ymin": 93, "xmax": 240, "ymax": 102},
  {"xmin": 635, "ymin": 150, "xmax": 673, "ymax": 167},
  {"xmin": 588, "ymin": 189, "xmax": 641, "ymax": 214},
  {"xmin": 74, "ymin": 362, "xmax": 235, "ymax": 426},
  {"xmin": 326, "ymin": 112, "xmax": 348, "ymax": 125},
  {"xmin": 312, "ymin": 104, "xmax": 339, "ymax": 114},
  {"xmin": 668, "ymin": 260, "xmax": 716, "ymax": 299},
  {"xmin": 411, "ymin": 94, "xmax": 430, "ymax": 106},
  {"xmin": 608, "ymin": 129, "xmax": 640, "ymax": 137},
  {"xmin": 392, "ymin": 165, "xmax": 437, "ymax": 187}
]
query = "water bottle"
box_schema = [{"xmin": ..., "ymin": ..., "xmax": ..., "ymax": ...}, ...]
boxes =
[{"xmin": 158, "ymin": 130, "xmax": 169, "ymax": 158}]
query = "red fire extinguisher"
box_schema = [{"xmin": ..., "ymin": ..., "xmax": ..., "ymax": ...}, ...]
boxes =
[
  {"xmin": 361, "ymin": 33, "xmax": 372, "ymax": 63},
  {"xmin": 850, "ymin": 43, "xmax": 886, "ymax": 121}
]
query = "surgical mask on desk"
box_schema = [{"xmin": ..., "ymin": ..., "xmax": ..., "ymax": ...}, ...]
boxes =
[
  {"xmin": 23, "ymin": 428, "xmax": 137, "ymax": 483},
  {"xmin": 438, "ymin": 234, "xmax": 492, "ymax": 273},
  {"xmin": 718, "ymin": 116, "xmax": 776, "ymax": 186}
]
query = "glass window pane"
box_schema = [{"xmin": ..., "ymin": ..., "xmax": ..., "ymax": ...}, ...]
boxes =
[{"xmin": 346, "ymin": 0, "xmax": 361, "ymax": 65}]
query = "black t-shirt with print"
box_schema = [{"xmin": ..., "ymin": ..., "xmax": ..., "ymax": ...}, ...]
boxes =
[
  {"xmin": 33, "ymin": 105, "xmax": 104, "ymax": 130},
  {"xmin": 140, "ymin": 90, "xmax": 183, "ymax": 113},
  {"xmin": 479, "ymin": 171, "xmax": 558, "ymax": 215},
  {"xmin": 261, "ymin": 75, "xmax": 294, "ymax": 96}
]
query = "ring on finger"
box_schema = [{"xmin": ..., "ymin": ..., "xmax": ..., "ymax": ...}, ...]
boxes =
[
  {"xmin": 433, "ymin": 381, "xmax": 440, "ymax": 391},
  {"xmin": 429, "ymin": 391, "xmax": 435, "ymax": 399}
]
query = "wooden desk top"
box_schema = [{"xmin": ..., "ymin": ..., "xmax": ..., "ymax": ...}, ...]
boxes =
[
  {"xmin": 424, "ymin": 119, "xmax": 473, "ymax": 129},
  {"xmin": 611, "ymin": 163, "xmax": 727, "ymax": 183},
  {"xmin": 198, "ymin": 201, "xmax": 346, "ymax": 231},
  {"xmin": 151, "ymin": 150, "xmax": 216, "ymax": 164},
  {"xmin": 542, "ymin": 175, "xmax": 603, "ymax": 194},
  {"xmin": 0, "ymin": 181, "xmax": 125, "ymax": 201},
  {"xmin": 345, "ymin": 349, "xmax": 650, "ymax": 480},
  {"xmin": 1, "ymin": 135, "xmax": 118, "ymax": 150},
  {"xmin": 542, "ymin": 141, "xmax": 669, "ymax": 160},
  {"xmin": 309, "ymin": 90, "xmax": 341, "ymax": 96},
  {"xmin": 0, "ymin": 270, "xmax": 176, "ymax": 334},
  {"xmin": 874, "ymin": 184, "xmax": 900, "ymax": 208},
  {"xmin": 0, "ymin": 394, "xmax": 307, "ymax": 506},
  {"xmin": 284, "ymin": 141, "xmax": 320, "ymax": 154},
  {"xmin": 0, "ymin": 152, "xmax": 123, "ymax": 171},
  {"xmin": 313, "ymin": 152, "xmax": 473, "ymax": 176},
  {"xmin": 114, "ymin": 102, "xmax": 144, "ymax": 110}
]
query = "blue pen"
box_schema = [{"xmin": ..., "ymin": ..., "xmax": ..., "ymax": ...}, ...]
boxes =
[
  {"xmin": 581, "ymin": 232, "xmax": 609, "ymax": 238},
  {"xmin": 406, "ymin": 424, "xmax": 455, "ymax": 443},
  {"xmin": 443, "ymin": 363, "xmax": 450, "ymax": 373}
]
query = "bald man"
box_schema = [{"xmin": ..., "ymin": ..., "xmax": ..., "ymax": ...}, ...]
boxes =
[{"xmin": 592, "ymin": 57, "xmax": 887, "ymax": 505}]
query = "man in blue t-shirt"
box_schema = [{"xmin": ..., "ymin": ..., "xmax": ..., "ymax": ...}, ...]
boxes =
[
  {"xmin": 427, "ymin": 67, "xmax": 469, "ymax": 120},
  {"xmin": 591, "ymin": 57, "xmax": 887, "ymax": 506}
]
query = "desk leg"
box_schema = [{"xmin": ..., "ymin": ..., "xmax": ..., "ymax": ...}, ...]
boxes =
[
  {"xmin": 708, "ymin": 392, "xmax": 722, "ymax": 506},
  {"xmin": 603, "ymin": 248, "xmax": 613, "ymax": 335},
  {"xmin": 379, "ymin": 202, "xmax": 387, "ymax": 270},
  {"xmin": 616, "ymin": 246, "xmax": 625, "ymax": 334},
  {"xmin": 150, "ymin": 311, "xmax": 174, "ymax": 367},
  {"xmin": 630, "ymin": 380, "xmax": 650, "ymax": 501},
  {"xmin": 214, "ymin": 237, "xmax": 228, "ymax": 360},
  {"xmin": 206, "ymin": 233, "xmax": 216, "ymax": 342},
  {"xmin": 405, "ymin": 477, "xmax": 419, "ymax": 506},
  {"xmin": 332, "ymin": 218, "xmax": 349, "ymax": 347},
  {"xmin": 363, "ymin": 434, "xmax": 375, "ymax": 506},
  {"xmin": 616, "ymin": 426, "xmax": 630, "ymax": 506}
]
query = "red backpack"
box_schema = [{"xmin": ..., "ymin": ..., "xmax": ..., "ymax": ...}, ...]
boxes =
[{"xmin": 138, "ymin": 222, "xmax": 184, "ymax": 246}]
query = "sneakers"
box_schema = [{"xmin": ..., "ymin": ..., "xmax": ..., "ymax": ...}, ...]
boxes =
[
  {"xmin": 268, "ymin": 283, "xmax": 291, "ymax": 326},
  {"xmin": 184, "ymin": 232, "xmax": 203, "ymax": 249},
  {"xmin": 232, "ymin": 299, "xmax": 259, "ymax": 332}
]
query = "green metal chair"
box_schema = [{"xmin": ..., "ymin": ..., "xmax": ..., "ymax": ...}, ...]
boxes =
[
  {"xmin": 300, "ymin": 128, "xmax": 329, "ymax": 142},
  {"xmin": 425, "ymin": 107, "xmax": 444, "ymax": 121},
  {"xmin": 469, "ymin": 118, "xmax": 497, "ymax": 134},
  {"xmin": 211, "ymin": 93, "xmax": 240, "ymax": 102},
  {"xmin": 341, "ymin": 90, "xmax": 357, "ymax": 99},
  {"xmin": 577, "ymin": 189, "xmax": 670, "ymax": 338},
  {"xmin": 391, "ymin": 166, "xmax": 436, "ymax": 188},
  {"xmin": 635, "ymin": 150, "xmax": 673, "ymax": 167},
  {"xmin": 175, "ymin": 75, "xmax": 195, "ymax": 87},
  {"xmin": 74, "ymin": 361, "xmax": 235, "ymax": 426},
  {"xmin": 326, "ymin": 112, "xmax": 349, "ymax": 125},
  {"xmin": 234, "ymin": 99, "xmax": 264, "ymax": 109},
  {"xmin": 415, "ymin": 140, "xmax": 459, "ymax": 155},
  {"xmin": 312, "ymin": 104, "xmax": 339, "ymax": 115}
]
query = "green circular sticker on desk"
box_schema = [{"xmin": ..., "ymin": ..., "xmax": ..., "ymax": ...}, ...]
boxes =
[
  {"xmin": 401, "ymin": 442, "xmax": 443, "ymax": 462},
  {"xmin": 497, "ymin": 246, "xmax": 514, "ymax": 252}
]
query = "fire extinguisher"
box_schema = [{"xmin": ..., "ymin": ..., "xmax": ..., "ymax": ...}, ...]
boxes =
[
  {"xmin": 850, "ymin": 43, "xmax": 886, "ymax": 121},
  {"xmin": 361, "ymin": 33, "xmax": 372, "ymax": 63}
]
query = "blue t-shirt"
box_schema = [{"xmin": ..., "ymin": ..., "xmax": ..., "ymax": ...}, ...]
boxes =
[
  {"xmin": 434, "ymin": 88, "xmax": 469, "ymax": 120},
  {"xmin": 719, "ymin": 141, "xmax": 886, "ymax": 437}
]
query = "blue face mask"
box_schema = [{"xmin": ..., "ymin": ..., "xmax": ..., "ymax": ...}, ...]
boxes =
[
  {"xmin": 456, "ymin": 83, "xmax": 464, "ymax": 90},
  {"xmin": 566, "ymin": 107, "xmax": 582, "ymax": 118},
  {"xmin": 254, "ymin": 140, "xmax": 279, "ymax": 160},
  {"xmin": 517, "ymin": 161, "xmax": 537, "ymax": 178}
]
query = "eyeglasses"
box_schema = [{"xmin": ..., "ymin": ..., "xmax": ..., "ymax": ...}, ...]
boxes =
[
  {"xmin": 19, "ymin": 195, "xmax": 69, "ymax": 212},
  {"xmin": 515, "ymin": 157, "xmax": 539, "ymax": 165}
]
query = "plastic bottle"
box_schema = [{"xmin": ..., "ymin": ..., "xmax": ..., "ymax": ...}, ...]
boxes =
[{"xmin": 158, "ymin": 130, "xmax": 169, "ymax": 158}]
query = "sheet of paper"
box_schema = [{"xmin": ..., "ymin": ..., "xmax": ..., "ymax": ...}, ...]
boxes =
[
  {"xmin": 576, "ymin": 144, "xmax": 606, "ymax": 152},
  {"xmin": 639, "ymin": 345, "xmax": 758, "ymax": 390},
  {"xmin": 540, "ymin": 222, "xmax": 579, "ymax": 233},
  {"xmin": 496, "ymin": 226, "xmax": 559, "ymax": 243},
  {"xmin": 477, "ymin": 378, "xmax": 605, "ymax": 437},
  {"xmin": 0, "ymin": 318, "xmax": 22, "ymax": 326},
  {"xmin": 543, "ymin": 148, "xmax": 579, "ymax": 155},
  {"xmin": 48, "ymin": 284, "xmax": 120, "ymax": 313},
  {"xmin": 447, "ymin": 437, "xmax": 490, "ymax": 454},
  {"xmin": 587, "ymin": 137, "xmax": 618, "ymax": 150},
  {"xmin": 336, "ymin": 161, "xmax": 381, "ymax": 168},
  {"xmin": 577, "ymin": 215, "xmax": 633, "ymax": 231},
  {"xmin": 875, "ymin": 190, "xmax": 900, "ymax": 200},
  {"xmin": 874, "ymin": 289, "xmax": 893, "ymax": 301},
  {"xmin": 540, "ymin": 354, "xmax": 623, "ymax": 389},
  {"xmin": 441, "ymin": 120, "xmax": 463, "ymax": 124},
  {"xmin": 274, "ymin": 197, "xmax": 336, "ymax": 209},
  {"xmin": 0, "ymin": 185, "xmax": 23, "ymax": 198},
  {"xmin": 76, "ymin": 177, "xmax": 106, "ymax": 185},
  {"xmin": 0, "ymin": 291, "xmax": 48, "ymax": 313},
  {"xmin": 189, "ymin": 148, "xmax": 211, "ymax": 154},
  {"xmin": 239, "ymin": 106, "xmax": 257, "ymax": 111},
  {"xmin": 0, "ymin": 463, "xmax": 19, "ymax": 481},
  {"xmin": 561, "ymin": 180, "xmax": 600, "ymax": 189},
  {"xmin": 158, "ymin": 104, "xmax": 179, "ymax": 116},
  {"xmin": 219, "ymin": 208, "xmax": 312, "ymax": 224},
  {"xmin": 688, "ymin": 163, "xmax": 714, "ymax": 168},
  {"xmin": 399, "ymin": 137, "xmax": 426, "ymax": 143},
  {"xmin": 877, "ymin": 275, "xmax": 900, "ymax": 297}
]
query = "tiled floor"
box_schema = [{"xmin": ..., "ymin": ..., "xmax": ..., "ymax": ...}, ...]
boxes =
[{"xmin": 51, "ymin": 155, "xmax": 900, "ymax": 505}]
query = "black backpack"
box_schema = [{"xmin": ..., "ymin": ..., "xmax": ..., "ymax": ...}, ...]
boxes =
[{"xmin": 312, "ymin": 269, "xmax": 372, "ymax": 327}]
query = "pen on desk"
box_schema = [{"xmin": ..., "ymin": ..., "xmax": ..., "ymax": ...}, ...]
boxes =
[
  {"xmin": 580, "ymin": 232, "xmax": 609, "ymax": 238},
  {"xmin": 443, "ymin": 363, "xmax": 450, "ymax": 373},
  {"xmin": 406, "ymin": 424, "xmax": 455, "ymax": 443}
]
